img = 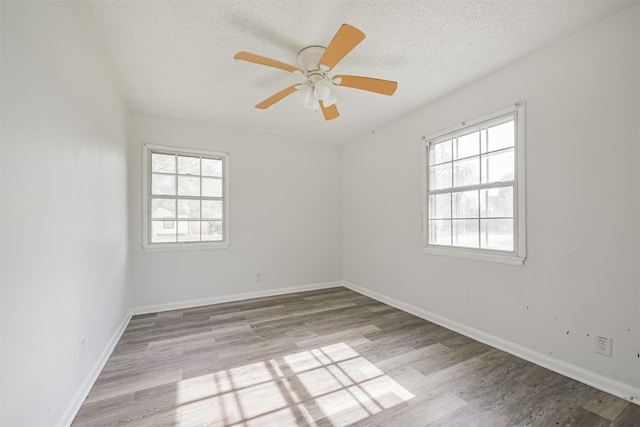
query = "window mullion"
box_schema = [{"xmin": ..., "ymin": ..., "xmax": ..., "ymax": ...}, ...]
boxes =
[
  {"xmin": 449, "ymin": 149, "xmax": 454, "ymax": 246},
  {"xmin": 427, "ymin": 180, "xmax": 514, "ymax": 196},
  {"xmin": 173, "ymin": 155, "xmax": 178, "ymax": 241},
  {"xmin": 199, "ymin": 157, "xmax": 203, "ymax": 242},
  {"xmin": 478, "ymin": 131, "xmax": 482, "ymax": 249}
]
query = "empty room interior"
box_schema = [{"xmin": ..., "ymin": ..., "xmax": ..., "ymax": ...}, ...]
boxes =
[{"xmin": 1, "ymin": 0, "xmax": 640, "ymax": 426}]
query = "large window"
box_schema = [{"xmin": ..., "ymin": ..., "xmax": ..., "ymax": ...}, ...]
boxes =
[
  {"xmin": 423, "ymin": 104, "xmax": 525, "ymax": 265},
  {"xmin": 142, "ymin": 144, "xmax": 229, "ymax": 251}
]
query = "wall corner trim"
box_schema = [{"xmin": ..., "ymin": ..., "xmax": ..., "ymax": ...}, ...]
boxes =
[
  {"xmin": 341, "ymin": 281, "xmax": 640, "ymax": 406},
  {"xmin": 58, "ymin": 312, "xmax": 132, "ymax": 427}
]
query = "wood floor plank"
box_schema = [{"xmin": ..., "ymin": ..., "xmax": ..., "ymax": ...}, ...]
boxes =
[
  {"xmin": 72, "ymin": 287, "xmax": 640, "ymax": 426},
  {"xmin": 581, "ymin": 390, "xmax": 630, "ymax": 421},
  {"xmin": 294, "ymin": 324, "xmax": 381, "ymax": 349},
  {"xmin": 84, "ymin": 369, "xmax": 183, "ymax": 404},
  {"xmin": 613, "ymin": 403, "xmax": 640, "ymax": 426}
]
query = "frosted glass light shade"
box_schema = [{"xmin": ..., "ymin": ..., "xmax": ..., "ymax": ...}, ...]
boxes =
[
  {"xmin": 323, "ymin": 90, "xmax": 337, "ymax": 107},
  {"xmin": 314, "ymin": 79, "xmax": 337, "ymax": 107},
  {"xmin": 314, "ymin": 82, "xmax": 330, "ymax": 100},
  {"xmin": 304, "ymin": 96, "xmax": 319, "ymax": 110},
  {"xmin": 294, "ymin": 84, "xmax": 312, "ymax": 104}
]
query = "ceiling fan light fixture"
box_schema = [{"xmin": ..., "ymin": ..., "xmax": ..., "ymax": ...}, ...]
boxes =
[
  {"xmin": 316, "ymin": 82, "xmax": 337, "ymax": 107},
  {"xmin": 313, "ymin": 79, "xmax": 332, "ymax": 102},
  {"xmin": 294, "ymin": 83, "xmax": 312, "ymax": 103},
  {"xmin": 294, "ymin": 83, "xmax": 319, "ymax": 110},
  {"xmin": 322, "ymin": 93, "xmax": 337, "ymax": 107},
  {"xmin": 304, "ymin": 97, "xmax": 319, "ymax": 110}
]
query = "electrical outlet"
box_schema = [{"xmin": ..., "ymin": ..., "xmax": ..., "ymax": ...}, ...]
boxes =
[
  {"xmin": 256, "ymin": 272, "xmax": 262, "ymax": 282},
  {"xmin": 79, "ymin": 337, "xmax": 86, "ymax": 361},
  {"xmin": 594, "ymin": 336, "xmax": 612, "ymax": 357}
]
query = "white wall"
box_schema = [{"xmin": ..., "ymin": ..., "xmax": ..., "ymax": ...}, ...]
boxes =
[
  {"xmin": 0, "ymin": 2, "xmax": 130, "ymax": 426},
  {"xmin": 128, "ymin": 114, "xmax": 342, "ymax": 309},
  {"xmin": 342, "ymin": 5, "xmax": 640, "ymax": 395},
  {"xmin": 1, "ymin": 2, "xmax": 636, "ymax": 425}
]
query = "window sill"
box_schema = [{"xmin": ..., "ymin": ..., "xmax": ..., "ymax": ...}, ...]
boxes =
[
  {"xmin": 423, "ymin": 245, "xmax": 525, "ymax": 266},
  {"xmin": 143, "ymin": 241, "xmax": 229, "ymax": 253}
]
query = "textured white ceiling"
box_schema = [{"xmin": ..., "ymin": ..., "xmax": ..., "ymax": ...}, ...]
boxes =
[{"xmin": 76, "ymin": 0, "xmax": 635, "ymax": 144}]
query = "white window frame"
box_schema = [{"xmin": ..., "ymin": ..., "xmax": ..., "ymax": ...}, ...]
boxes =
[
  {"xmin": 142, "ymin": 144, "xmax": 230, "ymax": 252},
  {"xmin": 422, "ymin": 103, "xmax": 526, "ymax": 265}
]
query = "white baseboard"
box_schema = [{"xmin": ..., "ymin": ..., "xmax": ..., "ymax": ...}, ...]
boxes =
[
  {"xmin": 342, "ymin": 281, "xmax": 640, "ymax": 406},
  {"xmin": 58, "ymin": 311, "xmax": 132, "ymax": 427},
  {"xmin": 131, "ymin": 281, "xmax": 343, "ymax": 315}
]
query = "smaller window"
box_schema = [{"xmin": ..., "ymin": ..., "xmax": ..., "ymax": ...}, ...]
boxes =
[
  {"xmin": 423, "ymin": 104, "xmax": 526, "ymax": 265},
  {"xmin": 142, "ymin": 144, "xmax": 229, "ymax": 252}
]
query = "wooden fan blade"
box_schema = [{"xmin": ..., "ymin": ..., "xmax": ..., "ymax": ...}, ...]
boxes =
[
  {"xmin": 319, "ymin": 100, "xmax": 340, "ymax": 121},
  {"xmin": 317, "ymin": 24, "xmax": 365, "ymax": 71},
  {"xmin": 255, "ymin": 85, "xmax": 298, "ymax": 109},
  {"xmin": 234, "ymin": 51, "xmax": 302, "ymax": 73},
  {"xmin": 334, "ymin": 75, "xmax": 398, "ymax": 95}
]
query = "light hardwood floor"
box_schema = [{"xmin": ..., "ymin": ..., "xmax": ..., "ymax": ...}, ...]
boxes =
[{"xmin": 72, "ymin": 287, "xmax": 640, "ymax": 426}]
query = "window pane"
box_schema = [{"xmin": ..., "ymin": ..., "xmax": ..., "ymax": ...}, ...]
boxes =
[
  {"xmin": 481, "ymin": 218, "xmax": 514, "ymax": 251},
  {"xmin": 481, "ymin": 148, "xmax": 514, "ymax": 183},
  {"xmin": 202, "ymin": 220, "xmax": 223, "ymax": 241},
  {"xmin": 178, "ymin": 199, "xmax": 200, "ymax": 219},
  {"xmin": 151, "ymin": 220, "xmax": 176, "ymax": 243},
  {"xmin": 202, "ymin": 200, "xmax": 223, "ymax": 219},
  {"xmin": 429, "ymin": 163, "xmax": 452, "ymax": 190},
  {"xmin": 455, "ymin": 131, "xmax": 480, "ymax": 159},
  {"xmin": 151, "ymin": 153, "xmax": 175, "ymax": 173},
  {"xmin": 480, "ymin": 187, "xmax": 513, "ymax": 218},
  {"xmin": 429, "ymin": 220, "xmax": 451, "ymax": 246},
  {"xmin": 202, "ymin": 158, "xmax": 223, "ymax": 177},
  {"xmin": 428, "ymin": 193, "xmax": 451, "ymax": 219},
  {"xmin": 453, "ymin": 157, "xmax": 479, "ymax": 187},
  {"xmin": 151, "ymin": 173, "xmax": 176, "ymax": 196},
  {"xmin": 177, "ymin": 221, "xmax": 200, "ymax": 242},
  {"xmin": 453, "ymin": 219, "xmax": 479, "ymax": 248},
  {"xmin": 178, "ymin": 156, "xmax": 200, "ymax": 175},
  {"xmin": 430, "ymin": 140, "xmax": 452, "ymax": 164},
  {"xmin": 453, "ymin": 190, "xmax": 479, "ymax": 218},
  {"xmin": 203, "ymin": 177, "xmax": 223, "ymax": 197},
  {"xmin": 487, "ymin": 120, "xmax": 514, "ymax": 152},
  {"xmin": 151, "ymin": 198, "xmax": 176, "ymax": 219},
  {"xmin": 178, "ymin": 176, "xmax": 200, "ymax": 196}
]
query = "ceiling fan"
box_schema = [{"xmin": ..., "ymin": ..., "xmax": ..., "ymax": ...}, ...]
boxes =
[{"xmin": 234, "ymin": 24, "xmax": 398, "ymax": 121}]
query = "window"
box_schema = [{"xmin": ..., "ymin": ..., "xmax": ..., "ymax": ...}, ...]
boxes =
[
  {"xmin": 423, "ymin": 103, "xmax": 525, "ymax": 265},
  {"xmin": 142, "ymin": 144, "xmax": 229, "ymax": 251}
]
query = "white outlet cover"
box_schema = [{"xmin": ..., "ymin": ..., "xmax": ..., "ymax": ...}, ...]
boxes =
[{"xmin": 594, "ymin": 336, "xmax": 612, "ymax": 357}]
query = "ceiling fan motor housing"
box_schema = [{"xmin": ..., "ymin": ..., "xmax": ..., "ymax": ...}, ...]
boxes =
[{"xmin": 297, "ymin": 45, "xmax": 326, "ymax": 73}]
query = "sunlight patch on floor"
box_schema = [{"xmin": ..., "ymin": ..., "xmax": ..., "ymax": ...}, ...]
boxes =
[{"xmin": 176, "ymin": 342, "xmax": 415, "ymax": 425}]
